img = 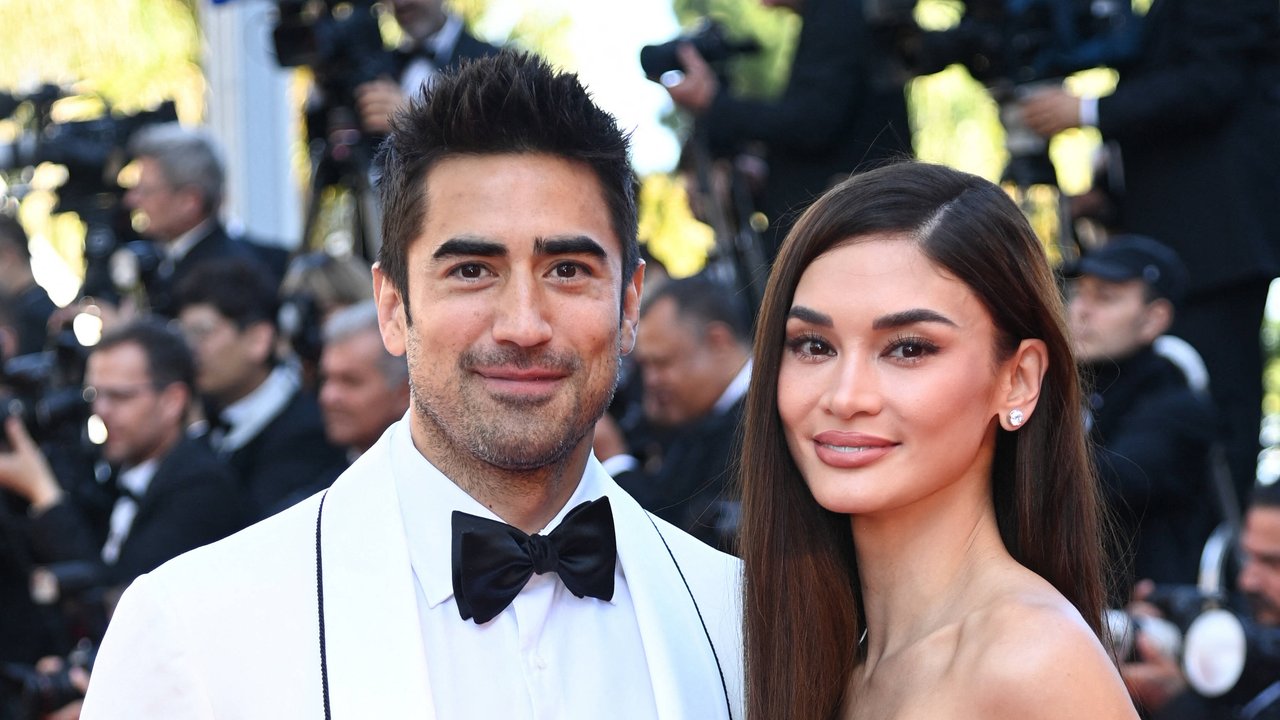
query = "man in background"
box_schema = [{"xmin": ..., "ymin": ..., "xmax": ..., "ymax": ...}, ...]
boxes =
[
  {"xmin": 175, "ymin": 258, "xmax": 346, "ymax": 519},
  {"xmin": 355, "ymin": 0, "xmax": 501, "ymax": 135},
  {"xmin": 1065, "ymin": 235, "xmax": 1219, "ymax": 595},
  {"xmin": 318, "ymin": 300, "xmax": 410, "ymax": 460},
  {"xmin": 598, "ymin": 275, "xmax": 752, "ymax": 552},
  {"xmin": 124, "ymin": 124, "xmax": 284, "ymax": 316}
]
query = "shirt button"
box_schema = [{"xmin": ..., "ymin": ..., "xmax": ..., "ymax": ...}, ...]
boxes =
[{"xmin": 535, "ymin": 656, "xmax": 548, "ymax": 670}]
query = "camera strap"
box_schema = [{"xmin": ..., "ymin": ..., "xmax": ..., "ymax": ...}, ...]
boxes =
[{"xmin": 314, "ymin": 490, "xmax": 733, "ymax": 720}]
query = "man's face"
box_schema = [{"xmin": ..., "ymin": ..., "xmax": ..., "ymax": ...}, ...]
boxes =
[
  {"xmin": 123, "ymin": 157, "xmax": 201, "ymax": 244},
  {"xmin": 635, "ymin": 297, "xmax": 729, "ymax": 428},
  {"xmin": 1239, "ymin": 505, "xmax": 1280, "ymax": 626},
  {"xmin": 1066, "ymin": 275, "xmax": 1161, "ymax": 362},
  {"xmin": 374, "ymin": 152, "xmax": 642, "ymax": 474},
  {"xmin": 86, "ymin": 343, "xmax": 183, "ymax": 467},
  {"xmin": 319, "ymin": 329, "xmax": 410, "ymax": 453},
  {"xmin": 177, "ymin": 304, "xmax": 272, "ymax": 406},
  {"xmin": 390, "ymin": 0, "xmax": 447, "ymax": 42}
]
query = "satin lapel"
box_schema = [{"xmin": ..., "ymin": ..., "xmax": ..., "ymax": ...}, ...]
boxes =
[
  {"xmin": 601, "ymin": 467, "xmax": 732, "ymax": 720},
  {"xmin": 318, "ymin": 433, "xmax": 435, "ymax": 717}
]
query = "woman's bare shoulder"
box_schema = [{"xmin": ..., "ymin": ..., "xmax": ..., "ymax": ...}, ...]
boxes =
[{"xmin": 952, "ymin": 585, "xmax": 1139, "ymax": 719}]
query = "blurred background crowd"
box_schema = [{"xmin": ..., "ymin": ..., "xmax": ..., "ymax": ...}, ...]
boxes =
[{"xmin": 0, "ymin": 0, "xmax": 1277, "ymax": 717}]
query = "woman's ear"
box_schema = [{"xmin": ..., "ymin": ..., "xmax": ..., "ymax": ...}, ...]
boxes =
[{"xmin": 998, "ymin": 338, "xmax": 1048, "ymax": 431}]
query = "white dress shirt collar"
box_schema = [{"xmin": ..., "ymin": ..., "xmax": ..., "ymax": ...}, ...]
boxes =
[
  {"xmin": 713, "ymin": 358, "xmax": 752, "ymax": 415},
  {"xmin": 218, "ymin": 363, "xmax": 300, "ymax": 453}
]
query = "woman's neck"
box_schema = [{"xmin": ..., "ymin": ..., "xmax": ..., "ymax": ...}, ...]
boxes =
[{"xmin": 852, "ymin": 471, "xmax": 1013, "ymax": 667}]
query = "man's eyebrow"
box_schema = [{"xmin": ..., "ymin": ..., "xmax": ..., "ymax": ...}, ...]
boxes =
[
  {"xmin": 535, "ymin": 236, "xmax": 608, "ymax": 258},
  {"xmin": 871, "ymin": 308, "xmax": 957, "ymax": 330},
  {"xmin": 787, "ymin": 306, "xmax": 832, "ymax": 327},
  {"xmin": 432, "ymin": 237, "xmax": 507, "ymax": 259}
]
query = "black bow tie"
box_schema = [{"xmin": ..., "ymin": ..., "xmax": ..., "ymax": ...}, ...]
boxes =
[{"xmin": 451, "ymin": 497, "xmax": 617, "ymax": 624}]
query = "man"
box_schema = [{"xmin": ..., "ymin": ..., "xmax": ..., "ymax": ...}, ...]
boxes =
[
  {"xmin": 83, "ymin": 52, "xmax": 743, "ymax": 718},
  {"xmin": 174, "ymin": 258, "xmax": 347, "ymax": 520},
  {"xmin": 1020, "ymin": 0, "xmax": 1280, "ymax": 510},
  {"xmin": 318, "ymin": 299, "xmax": 410, "ymax": 459},
  {"xmin": 354, "ymin": 0, "xmax": 501, "ymax": 135},
  {"xmin": 665, "ymin": 0, "xmax": 913, "ymax": 257},
  {"xmin": 0, "ymin": 213, "xmax": 56, "ymax": 356},
  {"xmin": 124, "ymin": 123, "xmax": 285, "ymax": 316},
  {"xmin": 0, "ymin": 319, "xmax": 245, "ymax": 590},
  {"xmin": 598, "ymin": 275, "xmax": 752, "ymax": 552},
  {"xmin": 1122, "ymin": 481, "xmax": 1280, "ymax": 719},
  {"xmin": 1065, "ymin": 235, "xmax": 1219, "ymax": 594}
]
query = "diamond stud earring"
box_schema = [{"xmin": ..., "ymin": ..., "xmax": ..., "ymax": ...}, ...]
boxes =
[{"xmin": 1009, "ymin": 409, "xmax": 1025, "ymax": 427}]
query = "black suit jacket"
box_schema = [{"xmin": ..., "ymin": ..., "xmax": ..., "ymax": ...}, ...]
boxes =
[
  {"xmin": 703, "ymin": 0, "xmax": 913, "ymax": 255},
  {"xmin": 226, "ymin": 389, "xmax": 347, "ymax": 521},
  {"xmin": 1086, "ymin": 347, "xmax": 1218, "ymax": 591},
  {"xmin": 1097, "ymin": 0, "xmax": 1280, "ymax": 295},
  {"xmin": 149, "ymin": 223, "xmax": 275, "ymax": 317},
  {"xmin": 28, "ymin": 435, "xmax": 248, "ymax": 588},
  {"xmin": 391, "ymin": 24, "xmax": 502, "ymax": 78},
  {"xmin": 615, "ymin": 398, "xmax": 744, "ymax": 554}
]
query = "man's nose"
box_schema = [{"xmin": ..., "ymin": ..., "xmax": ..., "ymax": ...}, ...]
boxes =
[{"xmin": 491, "ymin": 278, "xmax": 553, "ymax": 347}]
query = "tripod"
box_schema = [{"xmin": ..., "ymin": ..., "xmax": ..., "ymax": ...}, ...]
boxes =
[
  {"xmin": 685, "ymin": 123, "xmax": 770, "ymax": 323},
  {"xmin": 298, "ymin": 106, "xmax": 382, "ymax": 263}
]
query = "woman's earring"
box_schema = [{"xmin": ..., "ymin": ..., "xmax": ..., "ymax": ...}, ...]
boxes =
[{"xmin": 1008, "ymin": 409, "xmax": 1025, "ymax": 427}]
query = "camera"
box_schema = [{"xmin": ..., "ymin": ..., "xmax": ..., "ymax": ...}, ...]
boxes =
[
  {"xmin": 0, "ymin": 328, "xmax": 92, "ymax": 451},
  {"xmin": 0, "ymin": 85, "xmax": 178, "ymax": 302},
  {"xmin": 640, "ymin": 19, "xmax": 762, "ymax": 86},
  {"xmin": 0, "ymin": 639, "xmax": 95, "ymax": 720}
]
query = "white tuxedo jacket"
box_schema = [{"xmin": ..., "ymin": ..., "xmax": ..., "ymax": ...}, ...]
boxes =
[{"xmin": 81, "ymin": 423, "xmax": 744, "ymax": 719}]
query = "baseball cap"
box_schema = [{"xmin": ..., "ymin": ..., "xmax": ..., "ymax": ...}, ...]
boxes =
[{"xmin": 1064, "ymin": 234, "xmax": 1189, "ymax": 306}]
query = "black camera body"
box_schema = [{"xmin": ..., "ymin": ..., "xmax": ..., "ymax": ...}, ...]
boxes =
[
  {"xmin": 0, "ymin": 639, "xmax": 95, "ymax": 720},
  {"xmin": 640, "ymin": 19, "xmax": 762, "ymax": 84},
  {"xmin": 0, "ymin": 330, "xmax": 91, "ymax": 452}
]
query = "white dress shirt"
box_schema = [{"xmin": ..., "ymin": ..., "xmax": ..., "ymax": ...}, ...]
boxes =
[
  {"xmin": 391, "ymin": 424, "xmax": 659, "ymax": 720},
  {"xmin": 101, "ymin": 458, "xmax": 159, "ymax": 564}
]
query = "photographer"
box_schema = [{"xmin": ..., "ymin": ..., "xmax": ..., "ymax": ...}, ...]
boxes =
[
  {"xmin": 1064, "ymin": 236, "xmax": 1219, "ymax": 597},
  {"xmin": 1123, "ymin": 482, "xmax": 1280, "ymax": 719},
  {"xmin": 1019, "ymin": 0, "xmax": 1280, "ymax": 510},
  {"xmin": 0, "ymin": 318, "xmax": 246, "ymax": 597},
  {"xmin": 353, "ymin": 0, "xmax": 501, "ymax": 135},
  {"xmin": 663, "ymin": 0, "xmax": 913, "ymax": 258},
  {"xmin": 122, "ymin": 124, "xmax": 284, "ymax": 318}
]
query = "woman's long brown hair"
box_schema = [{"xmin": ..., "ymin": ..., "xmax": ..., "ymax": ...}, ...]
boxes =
[{"xmin": 740, "ymin": 161, "xmax": 1106, "ymax": 719}]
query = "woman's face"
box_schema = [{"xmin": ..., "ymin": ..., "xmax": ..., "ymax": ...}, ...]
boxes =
[{"xmin": 777, "ymin": 236, "xmax": 1013, "ymax": 517}]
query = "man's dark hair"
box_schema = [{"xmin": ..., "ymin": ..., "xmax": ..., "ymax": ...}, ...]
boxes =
[
  {"xmin": 95, "ymin": 316, "xmax": 196, "ymax": 391},
  {"xmin": 174, "ymin": 257, "xmax": 279, "ymax": 330},
  {"xmin": 642, "ymin": 274, "xmax": 752, "ymax": 345},
  {"xmin": 0, "ymin": 213, "xmax": 31, "ymax": 263},
  {"xmin": 374, "ymin": 50, "xmax": 639, "ymax": 321}
]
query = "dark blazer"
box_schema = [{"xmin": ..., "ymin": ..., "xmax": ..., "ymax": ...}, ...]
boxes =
[
  {"xmin": 226, "ymin": 389, "xmax": 348, "ymax": 521},
  {"xmin": 615, "ymin": 398, "xmax": 744, "ymax": 554},
  {"xmin": 703, "ymin": 0, "xmax": 913, "ymax": 255},
  {"xmin": 27, "ymin": 435, "xmax": 247, "ymax": 588},
  {"xmin": 150, "ymin": 223, "xmax": 274, "ymax": 318},
  {"xmin": 1097, "ymin": 0, "xmax": 1280, "ymax": 295},
  {"xmin": 391, "ymin": 25, "xmax": 502, "ymax": 78},
  {"xmin": 1085, "ymin": 347, "xmax": 1218, "ymax": 591}
]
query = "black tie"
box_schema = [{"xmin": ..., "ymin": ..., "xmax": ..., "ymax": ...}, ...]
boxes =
[{"xmin": 451, "ymin": 497, "xmax": 617, "ymax": 624}]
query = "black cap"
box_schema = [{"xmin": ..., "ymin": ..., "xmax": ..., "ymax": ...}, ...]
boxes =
[{"xmin": 1064, "ymin": 234, "xmax": 1188, "ymax": 306}]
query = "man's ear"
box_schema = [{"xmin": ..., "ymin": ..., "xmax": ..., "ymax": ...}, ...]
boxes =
[
  {"xmin": 620, "ymin": 260, "xmax": 645, "ymax": 355},
  {"xmin": 245, "ymin": 321, "xmax": 277, "ymax": 366},
  {"xmin": 1138, "ymin": 298, "xmax": 1175, "ymax": 343},
  {"xmin": 998, "ymin": 338, "xmax": 1048, "ymax": 431},
  {"xmin": 373, "ymin": 262, "xmax": 408, "ymax": 357},
  {"xmin": 157, "ymin": 382, "xmax": 190, "ymax": 427}
]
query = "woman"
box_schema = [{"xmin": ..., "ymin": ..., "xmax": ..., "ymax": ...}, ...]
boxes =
[{"xmin": 740, "ymin": 161, "xmax": 1137, "ymax": 718}]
